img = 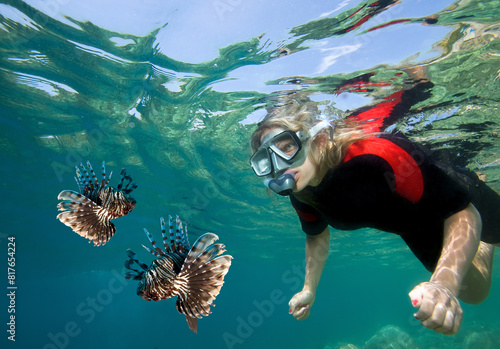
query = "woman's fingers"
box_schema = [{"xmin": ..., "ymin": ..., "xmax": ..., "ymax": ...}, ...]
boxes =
[
  {"xmin": 288, "ymin": 291, "xmax": 314, "ymax": 321},
  {"xmin": 409, "ymin": 282, "xmax": 463, "ymax": 335},
  {"xmin": 291, "ymin": 304, "xmax": 310, "ymax": 321}
]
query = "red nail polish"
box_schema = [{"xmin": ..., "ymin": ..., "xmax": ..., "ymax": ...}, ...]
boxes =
[{"xmin": 289, "ymin": 309, "xmax": 292, "ymax": 314}]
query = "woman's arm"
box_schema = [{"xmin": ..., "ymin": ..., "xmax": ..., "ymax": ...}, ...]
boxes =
[
  {"xmin": 289, "ymin": 227, "xmax": 330, "ymax": 320},
  {"xmin": 431, "ymin": 203, "xmax": 482, "ymax": 294},
  {"xmin": 409, "ymin": 203, "xmax": 482, "ymax": 335}
]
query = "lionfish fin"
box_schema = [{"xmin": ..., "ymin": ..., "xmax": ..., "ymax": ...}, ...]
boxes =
[
  {"xmin": 185, "ymin": 315, "xmax": 198, "ymax": 334},
  {"xmin": 173, "ymin": 233, "xmax": 232, "ymax": 322},
  {"xmin": 181, "ymin": 221, "xmax": 191, "ymax": 250},
  {"xmin": 86, "ymin": 161, "xmax": 99, "ymax": 188},
  {"xmin": 142, "ymin": 228, "xmax": 163, "ymax": 256},
  {"xmin": 182, "ymin": 233, "xmax": 219, "ymax": 266},
  {"xmin": 117, "ymin": 168, "xmax": 137, "ymax": 194},
  {"xmin": 169, "ymin": 216, "xmax": 177, "ymax": 252},
  {"xmin": 57, "ymin": 190, "xmax": 116, "ymax": 246},
  {"xmin": 160, "ymin": 217, "xmax": 171, "ymax": 253},
  {"xmin": 124, "ymin": 249, "xmax": 148, "ymax": 280},
  {"xmin": 101, "ymin": 161, "xmax": 112, "ymax": 187},
  {"xmin": 75, "ymin": 161, "xmax": 102, "ymax": 194},
  {"xmin": 176, "ymin": 216, "xmax": 190, "ymax": 253},
  {"xmin": 75, "ymin": 166, "xmax": 83, "ymax": 193}
]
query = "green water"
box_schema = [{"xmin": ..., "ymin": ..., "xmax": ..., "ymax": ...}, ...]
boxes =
[{"xmin": 1, "ymin": 0, "xmax": 499, "ymax": 348}]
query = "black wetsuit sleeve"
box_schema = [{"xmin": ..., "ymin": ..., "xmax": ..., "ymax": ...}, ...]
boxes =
[{"xmin": 289, "ymin": 195, "xmax": 328, "ymax": 236}]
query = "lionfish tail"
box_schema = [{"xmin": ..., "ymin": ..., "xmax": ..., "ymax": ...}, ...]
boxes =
[
  {"xmin": 56, "ymin": 190, "xmax": 116, "ymax": 246},
  {"xmin": 185, "ymin": 315, "xmax": 198, "ymax": 334},
  {"xmin": 174, "ymin": 233, "xmax": 233, "ymax": 328}
]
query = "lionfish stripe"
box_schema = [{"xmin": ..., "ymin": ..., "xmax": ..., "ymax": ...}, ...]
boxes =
[
  {"xmin": 176, "ymin": 294, "xmax": 207, "ymax": 318},
  {"xmin": 183, "ymin": 233, "xmax": 219, "ymax": 266},
  {"xmin": 176, "ymin": 289, "xmax": 212, "ymax": 318},
  {"xmin": 57, "ymin": 190, "xmax": 83, "ymax": 202}
]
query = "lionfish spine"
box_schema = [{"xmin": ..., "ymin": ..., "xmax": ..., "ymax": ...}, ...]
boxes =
[
  {"xmin": 175, "ymin": 216, "xmax": 183, "ymax": 253},
  {"xmin": 117, "ymin": 168, "xmax": 137, "ymax": 193},
  {"xmin": 160, "ymin": 217, "xmax": 171, "ymax": 253},
  {"xmin": 182, "ymin": 221, "xmax": 191, "ymax": 250},
  {"xmin": 169, "ymin": 215, "xmax": 177, "ymax": 252},
  {"xmin": 101, "ymin": 161, "xmax": 112, "ymax": 187},
  {"xmin": 124, "ymin": 249, "xmax": 149, "ymax": 280},
  {"xmin": 117, "ymin": 169, "xmax": 126, "ymax": 190},
  {"xmin": 75, "ymin": 167, "xmax": 83, "ymax": 193},
  {"xmin": 142, "ymin": 228, "xmax": 163, "ymax": 257},
  {"xmin": 81, "ymin": 162, "xmax": 91, "ymax": 187},
  {"xmin": 86, "ymin": 161, "xmax": 99, "ymax": 188}
]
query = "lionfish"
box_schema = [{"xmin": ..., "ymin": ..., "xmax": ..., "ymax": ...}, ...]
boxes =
[
  {"xmin": 124, "ymin": 215, "xmax": 232, "ymax": 333},
  {"xmin": 57, "ymin": 161, "xmax": 137, "ymax": 246}
]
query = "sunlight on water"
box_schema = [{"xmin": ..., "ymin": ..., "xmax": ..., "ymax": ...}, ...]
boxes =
[{"xmin": 1, "ymin": 0, "xmax": 499, "ymax": 348}]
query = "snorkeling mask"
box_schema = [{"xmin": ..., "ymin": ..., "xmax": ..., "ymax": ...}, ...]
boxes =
[{"xmin": 250, "ymin": 120, "xmax": 331, "ymax": 196}]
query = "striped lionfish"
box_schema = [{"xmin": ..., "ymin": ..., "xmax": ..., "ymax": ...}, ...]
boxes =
[
  {"xmin": 124, "ymin": 215, "xmax": 232, "ymax": 333},
  {"xmin": 57, "ymin": 161, "xmax": 137, "ymax": 246}
]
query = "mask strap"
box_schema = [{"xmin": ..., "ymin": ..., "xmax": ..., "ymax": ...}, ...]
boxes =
[{"xmin": 307, "ymin": 120, "xmax": 332, "ymax": 138}]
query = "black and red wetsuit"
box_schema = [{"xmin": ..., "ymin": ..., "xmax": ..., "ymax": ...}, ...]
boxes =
[{"xmin": 290, "ymin": 79, "xmax": 500, "ymax": 271}]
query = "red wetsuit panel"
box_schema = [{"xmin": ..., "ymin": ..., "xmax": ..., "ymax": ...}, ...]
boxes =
[{"xmin": 343, "ymin": 137, "xmax": 424, "ymax": 203}]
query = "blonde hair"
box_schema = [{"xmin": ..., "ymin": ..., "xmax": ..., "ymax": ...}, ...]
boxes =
[{"xmin": 251, "ymin": 92, "xmax": 367, "ymax": 176}]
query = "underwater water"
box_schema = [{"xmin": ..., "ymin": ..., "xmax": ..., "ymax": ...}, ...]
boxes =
[{"xmin": 1, "ymin": 0, "xmax": 500, "ymax": 348}]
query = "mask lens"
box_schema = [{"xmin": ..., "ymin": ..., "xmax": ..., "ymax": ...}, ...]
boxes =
[
  {"xmin": 250, "ymin": 147, "xmax": 272, "ymax": 176},
  {"xmin": 270, "ymin": 132, "xmax": 300, "ymax": 160}
]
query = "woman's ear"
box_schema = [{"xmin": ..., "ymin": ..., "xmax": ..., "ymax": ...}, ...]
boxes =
[{"xmin": 314, "ymin": 133, "xmax": 328, "ymax": 150}]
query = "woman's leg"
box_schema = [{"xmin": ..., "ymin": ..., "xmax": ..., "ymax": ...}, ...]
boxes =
[{"xmin": 458, "ymin": 242, "xmax": 495, "ymax": 304}]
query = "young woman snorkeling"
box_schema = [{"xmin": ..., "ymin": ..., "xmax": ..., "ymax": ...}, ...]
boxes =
[{"xmin": 249, "ymin": 91, "xmax": 500, "ymax": 335}]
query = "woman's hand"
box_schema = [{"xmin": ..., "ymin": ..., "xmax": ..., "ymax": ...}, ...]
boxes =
[
  {"xmin": 289, "ymin": 290, "xmax": 315, "ymax": 321},
  {"xmin": 409, "ymin": 282, "xmax": 463, "ymax": 335}
]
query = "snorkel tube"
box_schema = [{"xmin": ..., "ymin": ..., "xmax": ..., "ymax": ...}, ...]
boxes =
[{"xmin": 263, "ymin": 173, "xmax": 295, "ymax": 196}]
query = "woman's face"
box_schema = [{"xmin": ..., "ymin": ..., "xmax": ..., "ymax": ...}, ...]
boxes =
[{"xmin": 260, "ymin": 127, "xmax": 320, "ymax": 192}]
